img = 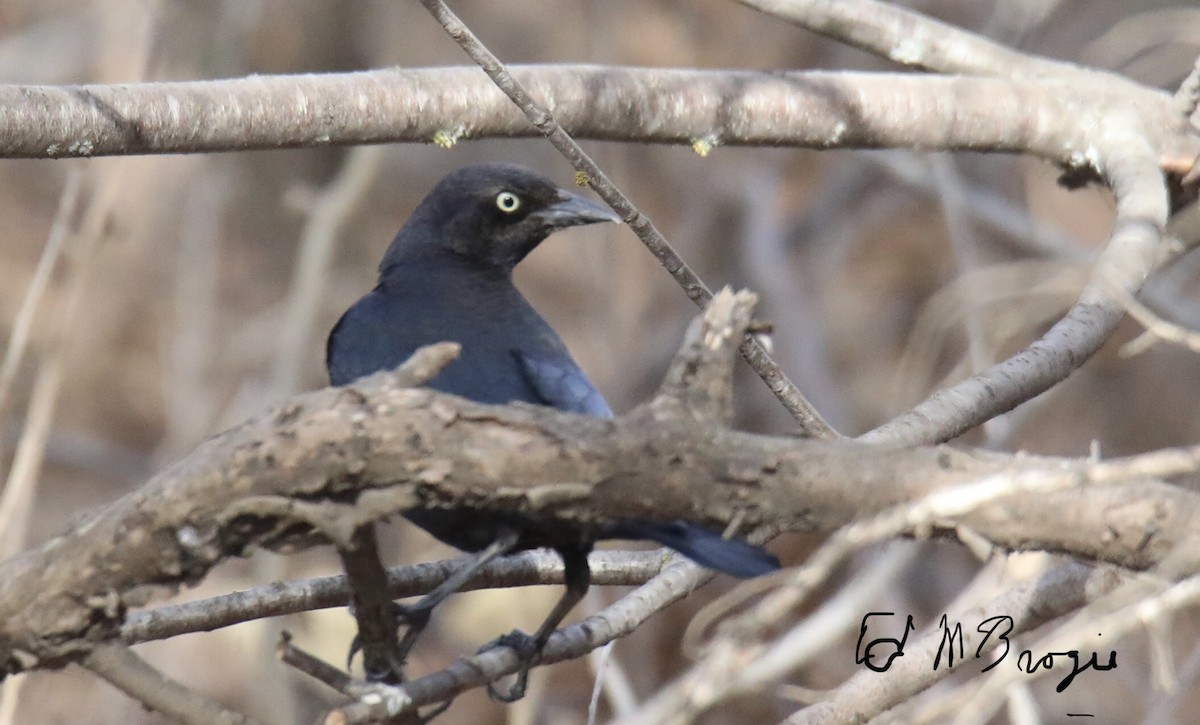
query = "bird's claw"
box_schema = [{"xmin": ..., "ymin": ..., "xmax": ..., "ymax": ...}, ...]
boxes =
[
  {"xmin": 487, "ymin": 680, "xmax": 528, "ymax": 704},
  {"xmin": 345, "ymin": 635, "xmax": 408, "ymax": 683},
  {"xmin": 478, "ymin": 629, "xmax": 542, "ymax": 702},
  {"xmin": 478, "ymin": 629, "xmax": 540, "ymax": 658},
  {"xmin": 344, "ymin": 600, "xmax": 425, "ymax": 683}
]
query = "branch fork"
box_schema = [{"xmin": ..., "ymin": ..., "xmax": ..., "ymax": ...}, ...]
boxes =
[{"xmin": 646, "ymin": 288, "xmax": 758, "ymax": 427}]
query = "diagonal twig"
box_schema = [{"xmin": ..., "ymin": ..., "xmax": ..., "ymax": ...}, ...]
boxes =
[
  {"xmin": 271, "ymin": 144, "xmax": 383, "ymax": 400},
  {"xmin": 419, "ymin": 0, "xmax": 839, "ymax": 439},
  {"xmin": 862, "ymin": 124, "xmax": 1171, "ymax": 445},
  {"xmin": 327, "ymin": 558, "xmax": 715, "ymax": 719},
  {"xmin": 736, "ymin": 0, "xmax": 1127, "ymax": 87},
  {"xmin": 83, "ymin": 643, "xmax": 259, "ymax": 725},
  {"xmin": 1172, "ymin": 54, "xmax": 1200, "ymax": 132},
  {"xmin": 0, "ymin": 168, "xmax": 83, "ymax": 448}
]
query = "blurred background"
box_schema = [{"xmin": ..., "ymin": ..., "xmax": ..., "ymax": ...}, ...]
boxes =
[{"xmin": 1, "ymin": 1, "xmax": 1199, "ymax": 723}]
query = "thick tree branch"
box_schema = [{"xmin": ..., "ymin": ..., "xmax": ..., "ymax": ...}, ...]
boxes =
[
  {"xmin": 3, "ymin": 50, "xmax": 1192, "ymax": 449},
  {"xmin": 1, "ymin": 4, "xmax": 1194, "ymax": 721},
  {"xmin": 2, "ymin": 290, "xmax": 1200, "ymax": 683},
  {"xmin": 0, "ymin": 67, "xmax": 1170, "ymax": 162}
]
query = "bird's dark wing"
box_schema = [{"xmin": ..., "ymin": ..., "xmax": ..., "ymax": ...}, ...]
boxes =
[
  {"xmin": 325, "ymin": 307, "xmax": 359, "ymax": 387},
  {"xmin": 514, "ymin": 352, "xmax": 779, "ymax": 579},
  {"xmin": 514, "ymin": 351, "xmax": 614, "ymax": 418},
  {"xmin": 326, "ymin": 292, "xmax": 422, "ymax": 388}
]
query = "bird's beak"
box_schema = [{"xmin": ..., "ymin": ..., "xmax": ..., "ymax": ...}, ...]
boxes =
[{"xmin": 538, "ymin": 192, "xmax": 622, "ymax": 229}]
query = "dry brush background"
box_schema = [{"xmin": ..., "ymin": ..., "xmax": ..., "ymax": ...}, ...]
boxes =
[{"xmin": 1, "ymin": 0, "xmax": 1199, "ymax": 723}]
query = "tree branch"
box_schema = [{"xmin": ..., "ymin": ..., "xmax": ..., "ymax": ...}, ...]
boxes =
[
  {"xmin": 82, "ymin": 643, "xmax": 258, "ymax": 725},
  {"xmin": 3, "ymin": 290, "xmax": 1200, "ymax": 683},
  {"xmin": 736, "ymin": 0, "xmax": 1123, "ymax": 84},
  {"xmin": 864, "ymin": 115, "xmax": 1173, "ymax": 444},
  {"xmin": 0, "ymin": 67, "xmax": 1169, "ymax": 161},
  {"xmin": 120, "ymin": 550, "xmax": 667, "ymax": 645},
  {"xmin": 328, "ymin": 558, "xmax": 715, "ymax": 719}
]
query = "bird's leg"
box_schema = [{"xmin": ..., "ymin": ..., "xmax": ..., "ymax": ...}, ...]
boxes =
[
  {"xmin": 339, "ymin": 525, "xmax": 408, "ymax": 683},
  {"xmin": 483, "ymin": 544, "xmax": 592, "ymax": 703},
  {"xmin": 393, "ymin": 529, "xmax": 521, "ymax": 663}
]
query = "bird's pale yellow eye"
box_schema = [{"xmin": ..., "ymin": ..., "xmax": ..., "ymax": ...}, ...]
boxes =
[{"xmin": 495, "ymin": 191, "xmax": 522, "ymax": 214}]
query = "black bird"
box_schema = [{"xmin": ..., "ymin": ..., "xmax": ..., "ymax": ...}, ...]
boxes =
[{"xmin": 327, "ymin": 163, "xmax": 779, "ymax": 699}]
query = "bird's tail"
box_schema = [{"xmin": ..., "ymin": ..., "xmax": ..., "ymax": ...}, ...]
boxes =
[{"xmin": 604, "ymin": 520, "xmax": 780, "ymax": 578}]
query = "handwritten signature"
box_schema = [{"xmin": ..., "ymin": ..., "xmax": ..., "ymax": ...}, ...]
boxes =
[{"xmin": 855, "ymin": 612, "xmax": 1117, "ymax": 693}]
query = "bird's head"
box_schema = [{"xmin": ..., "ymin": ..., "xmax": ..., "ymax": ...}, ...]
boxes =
[{"xmin": 382, "ymin": 163, "xmax": 620, "ymax": 274}]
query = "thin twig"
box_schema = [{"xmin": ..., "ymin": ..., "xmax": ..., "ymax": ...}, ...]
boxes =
[
  {"xmin": 121, "ymin": 550, "xmax": 667, "ymax": 644},
  {"xmin": 0, "ymin": 161, "xmax": 128, "ymax": 557},
  {"xmin": 271, "ymin": 144, "xmax": 383, "ymax": 400},
  {"xmin": 625, "ymin": 545, "xmax": 918, "ymax": 724},
  {"xmin": 736, "ymin": 161, "xmax": 848, "ymax": 428},
  {"xmin": 736, "ymin": 0, "xmax": 1124, "ymax": 86},
  {"xmin": 785, "ymin": 561, "xmax": 1126, "ymax": 725},
  {"xmin": 326, "ymin": 559, "xmax": 714, "ymax": 718},
  {"xmin": 863, "ymin": 125, "xmax": 1170, "ymax": 445},
  {"xmin": 866, "ymin": 151, "xmax": 1089, "ymax": 260},
  {"xmin": 0, "ymin": 167, "xmax": 78, "ymax": 648},
  {"xmin": 82, "ymin": 643, "xmax": 259, "ymax": 725},
  {"xmin": 582, "ymin": 588, "xmax": 638, "ymax": 721},
  {"xmin": 419, "ymin": 0, "xmax": 839, "ymax": 438},
  {"xmin": 0, "ymin": 168, "xmax": 83, "ymax": 461},
  {"xmin": 277, "ymin": 632, "xmax": 355, "ymax": 695},
  {"xmin": 1173, "ymin": 53, "xmax": 1200, "ymax": 132},
  {"xmin": 1115, "ymin": 283, "xmax": 1200, "ymax": 355},
  {"xmin": 0, "ymin": 358, "xmax": 66, "ymax": 558},
  {"xmin": 160, "ymin": 168, "xmax": 226, "ymax": 459},
  {"xmin": 946, "ymin": 571, "xmax": 1200, "ymax": 725},
  {"xmin": 929, "ymin": 154, "xmax": 1010, "ymax": 447},
  {"xmin": 0, "ymin": 677, "xmax": 27, "ymax": 725}
]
